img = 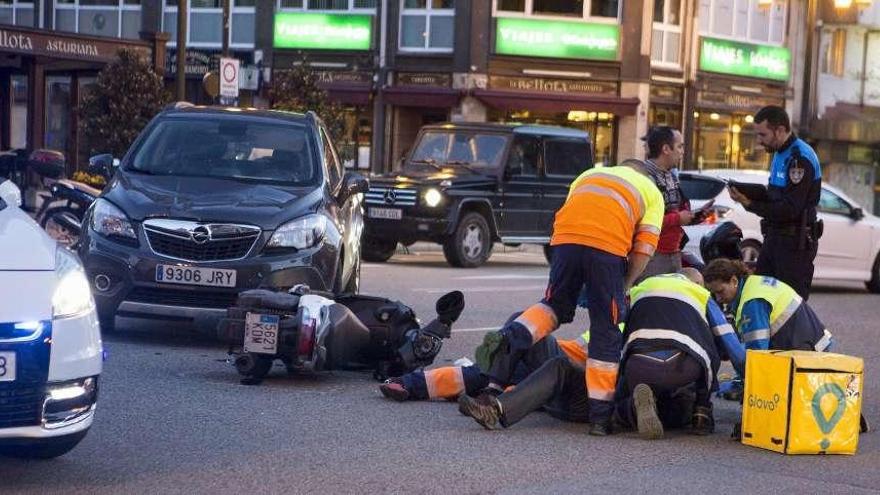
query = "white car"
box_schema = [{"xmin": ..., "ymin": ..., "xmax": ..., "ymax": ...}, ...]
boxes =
[
  {"xmin": 680, "ymin": 169, "xmax": 880, "ymax": 292},
  {"xmin": 0, "ymin": 180, "xmax": 102, "ymax": 458}
]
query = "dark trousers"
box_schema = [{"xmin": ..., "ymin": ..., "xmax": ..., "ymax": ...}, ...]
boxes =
[
  {"xmin": 542, "ymin": 244, "xmax": 627, "ymax": 423},
  {"xmin": 487, "ymin": 335, "xmax": 563, "ymax": 387},
  {"xmin": 498, "ymin": 356, "xmax": 590, "ymax": 427},
  {"xmin": 756, "ymin": 234, "xmax": 818, "ymax": 301},
  {"xmin": 616, "ymin": 352, "xmax": 707, "ymax": 429}
]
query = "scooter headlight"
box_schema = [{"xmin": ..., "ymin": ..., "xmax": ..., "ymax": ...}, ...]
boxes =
[{"xmin": 53, "ymin": 248, "xmax": 94, "ymax": 319}]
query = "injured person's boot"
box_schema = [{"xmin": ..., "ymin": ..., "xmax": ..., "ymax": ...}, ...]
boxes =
[
  {"xmin": 379, "ymin": 378, "xmax": 410, "ymax": 402},
  {"xmin": 691, "ymin": 405, "xmax": 715, "ymax": 436},
  {"xmin": 458, "ymin": 394, "xmax": 503, "ymax": 430},
  {"xmin": 633, "ymin": 383, "xmax": 664, "ymax": 440}
]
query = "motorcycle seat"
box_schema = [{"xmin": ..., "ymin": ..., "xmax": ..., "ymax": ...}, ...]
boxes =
[{"xmin": 56, "ymin": 179, "xmax": 102, "ymax": 197}]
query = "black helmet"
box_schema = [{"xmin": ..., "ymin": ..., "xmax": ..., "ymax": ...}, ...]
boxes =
[{"xmin": 700, "ymin": 222, "xmax": 743, "ymax": 263}]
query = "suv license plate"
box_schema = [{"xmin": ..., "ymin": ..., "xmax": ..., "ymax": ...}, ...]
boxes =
[
  {"xmin": 155, "ymin": 265, "xmax": 236, "ymax": 288},
  {"xmin": 244, "ymin": 313, "xmax": 280, "ymax": 355},
  {"xmin": 368, "ymin": 207, "xmax": 402, "ymax": 220},
  {"xmin": 0, "ymin": 352, "xmax": 16, "ymax": 382}
]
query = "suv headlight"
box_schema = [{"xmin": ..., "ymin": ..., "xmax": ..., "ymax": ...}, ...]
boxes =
[
  {"xmin": 53, "ymin": 248, "xmax": 94, "ymax": 319},
  {"xmin": 91, "ymin": 199, "xmax": 136, "ymax": 240},
  {"xmin": 267, "ymin": 214, "xmax": 327, "ymax": 250},
  {"xmin": 423, "ymin": 188, "xmax": 443, "ymax": 208}
]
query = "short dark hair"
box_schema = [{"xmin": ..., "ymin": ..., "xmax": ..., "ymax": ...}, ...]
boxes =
[
  {"xmin": 753, "ymin": 106, "xmax": 791, "ymax": 131},
  {"xmin": 643, "ymin": 126, "xmax": 677, "ymax": 159}
]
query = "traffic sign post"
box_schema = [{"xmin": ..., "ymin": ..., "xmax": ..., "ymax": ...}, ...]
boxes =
[{"xmin": 219, "ymin": 57, "xmax": 240, "ymax": 104}]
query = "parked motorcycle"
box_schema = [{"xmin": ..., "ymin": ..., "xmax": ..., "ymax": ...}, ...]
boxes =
[
  {"xmin": 217, "ymin": 286, "xmax": 465, "ymax": 385},
  {"xmin": 34, "ymin": 153, "xmax": 115, "ymax": 247}
]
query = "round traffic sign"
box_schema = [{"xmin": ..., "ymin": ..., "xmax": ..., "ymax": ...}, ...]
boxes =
[{"xmin": 222, "ymin": 61, "xmax": 237, "ymax": 83}]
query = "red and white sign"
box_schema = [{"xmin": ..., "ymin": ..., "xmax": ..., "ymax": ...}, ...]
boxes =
[{"xmin": 220, "ymin": 57, "xmax": 240, "ymax": 98}]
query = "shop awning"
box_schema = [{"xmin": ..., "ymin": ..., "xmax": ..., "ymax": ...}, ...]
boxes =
[
  {"xmin": 382, "ymin": 86, "xmax": 463, "ymax": 108},
  {"xmin": 318, "ymin": 82, "xmax": 372, "ymax": 106},
  {"xmin": 472, "ymin": 88, "xmax": 640, "ymax": 116}
]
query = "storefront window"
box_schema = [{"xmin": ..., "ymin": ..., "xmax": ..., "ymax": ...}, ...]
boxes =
[
  {"xmin": 164, "ymin": 0, "xmax": 254, "ymax": 48},
  {"xmin": 489, "ymin": 109, "xmax": 616, "ymax": 167},
  {"xmin": 493, "ymin": 0, "xmax": 618, "ymax": 19},
  {"xmin": 693, "ymin": 112, "xmax": 769, "ymax": 170},
  {"xmin": 697, "ymin": 0, "xmax": 786, "ymax": 45},
  {"xmin": 277, "ymin": 0, "xmax": 377, "ymax": 10},
  {"xmin": 335, "ymin": 108, "xmax": 372, "ymax": 170},
  {"xmin": 53, "ymin": 0, "xmax": 141, "ymax": 39},
  {"xmin": 400, "ymin": 0, "xmax": 454, "ymax": 52},
  {"xmin": 46, "ymin": 76, "xmax": 72, "ymax": 159},
  {"xmin": 1, "ymin": 0, "xmax": 34, "ymax": 27},
  {"xmin": 648, "ymin": 106, "xmax": 682, "ymax": 130},
  {"xmin": 10, "ymin": 75, "xmax": 28, "ymax": 149}
]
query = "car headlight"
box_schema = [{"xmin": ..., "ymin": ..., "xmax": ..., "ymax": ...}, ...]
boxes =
[
  {"xmin": 53, "ymin": 248, "xmax": 94, "ymax": 319},
  {"xmin": 423, "ymin": 188, "xmax": 443, "ymax": 208},
  {"xmin": 267, "ymin": 214, "xmax": 327, "ymax": 250},
  {"xmin": 91, "ymin": 198, "xmax": 136, "ymax": 239}
]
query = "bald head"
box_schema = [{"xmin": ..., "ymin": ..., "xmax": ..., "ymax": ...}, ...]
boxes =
[{"xmin": 678, "ymin": 267, "xmax": 704, "ymax": 286}]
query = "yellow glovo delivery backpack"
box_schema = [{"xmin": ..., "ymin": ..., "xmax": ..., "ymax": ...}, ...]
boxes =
[{"xmin": 742, "ymin": 350, "xmax": 863, "ymax": 455}]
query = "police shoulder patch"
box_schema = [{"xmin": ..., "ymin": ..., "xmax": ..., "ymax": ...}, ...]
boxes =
[{"xmin": 789, "ymin": 162, "xmax": 805, "ymax": 184}]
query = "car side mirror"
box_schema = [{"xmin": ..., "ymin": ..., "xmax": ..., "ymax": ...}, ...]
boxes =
[
  {"xmin": 88, "ymin": 153, "xmax": 116, "ymax": 180},
  {"xmin": 339, "ymin": 172, "xmax": 369, "ymax": 203},
  {"xmin": 850, "ymin": 207, "xmax": 864, "ymax": 221}
]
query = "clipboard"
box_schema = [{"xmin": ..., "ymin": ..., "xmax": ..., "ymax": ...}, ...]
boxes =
[{"xmin": 727, "ymin": 180, "xmax": 769, "ymax": 202}]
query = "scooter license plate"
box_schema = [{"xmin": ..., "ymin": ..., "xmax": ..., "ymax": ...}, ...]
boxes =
[
  {"xmin": 0, "ymin": 351, "xmax": 16, "ymax": 382},
  {"xmin": 244, "ymin": 313, "xmax": 280, "ymax": 355}
]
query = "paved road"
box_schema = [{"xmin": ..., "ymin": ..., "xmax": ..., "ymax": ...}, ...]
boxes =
[{"xmin": 4, "ymin": 249, "xmax": 879, "ymax": 494}]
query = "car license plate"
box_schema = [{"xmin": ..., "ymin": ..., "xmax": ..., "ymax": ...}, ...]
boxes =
[
  {"xmin": 244, "ymin": 313, "xmax": 280, "ymax": 355},
  {"xmin": 368, "ymin": 207, "xmax": 402, "ymax": 220},
  {"xmin": 155, "ymin": 265, "xmax": 236, "ymax": 288},
  {"xmin": 0, "ymin": 352, "xmax": 16, "ymax": 382}
]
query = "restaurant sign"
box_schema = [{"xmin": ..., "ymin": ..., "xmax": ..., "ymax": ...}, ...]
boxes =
[
  {"xmin": 489, "ymin": 75, "xmax": 618, "ymax": 95},
  {"xmin": 699, "ymin": 37, "xmax": 791, "ymax": 82},
  {"xmin": 494, "ymin": 17, "xmax": 619, "ymax": 61},
  {"xmin": 274, "ymin": 13, "xmax": 372, "ymax": 51},
  {"xmin": 0, "ymin": 25, "xmax": 150, "ymax": 62}
]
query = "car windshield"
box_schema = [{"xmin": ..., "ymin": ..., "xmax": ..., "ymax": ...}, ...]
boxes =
[
  {"xmin": 410, "ymin": 131, "xmax": 508, "ymax": 168},
  {"xmin": 679, "ymin": 174, "xmax": 726, "ymax": 200},
  {"xmin": 126, "ymin": 116, "xmax": 318, "ymax": 185}
]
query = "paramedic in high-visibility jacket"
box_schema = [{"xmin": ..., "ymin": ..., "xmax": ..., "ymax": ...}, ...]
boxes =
[
  {"xmin": 495, "ymin": 160, "xmax": 665, "ymax": 436},
  {"xmin": 703, "ymin": 259, "xmax": 833, "ymax": 352}
]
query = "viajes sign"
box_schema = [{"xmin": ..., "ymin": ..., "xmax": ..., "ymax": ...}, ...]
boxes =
[
  {"xmin": 274, "ymin": 13, "xmax": 372, "ymax": 51},
  {"xmin": 699, "ymin": 37, "xmax": 791, "ymax": 82},
  {"xmin": 0, "ymin": 26, "xmax": 150, "ymax": 62},
  {"xmin": 494, "ymin": 17, "xmax": 619, "ymax": 61}
]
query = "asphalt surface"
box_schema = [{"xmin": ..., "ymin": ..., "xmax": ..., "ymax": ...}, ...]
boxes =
[{"xmin": 3, "ymin": 247, "xmax": 879, "ymax": 494}]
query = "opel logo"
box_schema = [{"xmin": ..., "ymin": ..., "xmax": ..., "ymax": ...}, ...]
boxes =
[
  {"xmin": 383, "ymin": 189, "xmax": 397, "ymax": 205},
  {"xmin": 191, "ymin": 225, "xmax": 211, "ymax": 244}
]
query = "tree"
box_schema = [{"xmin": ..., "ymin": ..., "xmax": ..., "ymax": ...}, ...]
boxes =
[
  {"xmin": 79, "ymin": 48, "xmax": 170, "ymax": 162},
  {"xmin": 268, "ymin": 60, "xmax": 351, "ymax": 162}
]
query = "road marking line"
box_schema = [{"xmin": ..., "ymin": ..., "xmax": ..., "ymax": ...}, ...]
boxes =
[
  {"xmin": 453, "ymin": 327, "xmax": 498, "ymax": 333},
  {"xmin": 453, "ymin": 275, "xmax": 548, "ymax": 280}
]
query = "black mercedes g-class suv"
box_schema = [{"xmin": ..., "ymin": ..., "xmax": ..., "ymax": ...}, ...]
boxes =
[{"xmin": 363, "ymin": 123, "xmax": 593, "ymax": 267}]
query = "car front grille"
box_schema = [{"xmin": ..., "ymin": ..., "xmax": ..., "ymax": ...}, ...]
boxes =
[
  {"xmin": 0, "ymin": 384, "xmax": 44, "ymax": 428},
  {"xmin": 143, "ymin": 220, "xmax": 261, "ymax": 262},
  {"xmin": 127, "ymin": 287, "xmax": 240, "ymax": 309},
  {"xmin": 365, "ymin": 187, "xmax": 418, "ymax": 207}
]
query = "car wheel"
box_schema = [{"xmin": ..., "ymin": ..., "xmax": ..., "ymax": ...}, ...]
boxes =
[
  {"xmin": 362, "ymin": 236, "xmax": 397, "ymax": 263},
  {"xmin": 543, "ymin": 244, "xmax": 554, "ymax": 265},
  {"xmin": 443, "ymin": 212, "xmax": 492, "ymax": 268},
  {"xmin": 1, "ymin": 430, "xmax": 89, "ymax": 459},
  {"xmin": 866, "ymin": 254, "xmax": 880, "ymax": 294},
  {"xmin": 343, "ymin": 255, "xmax": 361, "ymax": 294},
  {"xmin": 740, "ymin": 240, "xmax": 762, "ymax": 264}
]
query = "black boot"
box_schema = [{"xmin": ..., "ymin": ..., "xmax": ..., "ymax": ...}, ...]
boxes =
[
  {"xmin": 692, "ymin": 405, "xmax": 715, "ymax": 436},
  {"xmin": 458, "ymin": 394, "xmax": 504, "ymax": 430}
]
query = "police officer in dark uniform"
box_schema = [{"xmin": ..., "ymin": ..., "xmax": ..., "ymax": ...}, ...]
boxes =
[{"xmin": 728, "ymin": 106, "xmax": 822, "ymax": 300}]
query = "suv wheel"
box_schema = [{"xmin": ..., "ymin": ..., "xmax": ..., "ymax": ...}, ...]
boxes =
[
  {"xmin": 443, "ymin": 212, "xmax": 492, "ymax": 268},
  {"xmin": 866, "ymin": 254, "xmax": 880, "ymax": 294},
  {"xmin": 362, "ymin": 236, "xmax": 397, "ymax": 263},
  {"xmin": 344, "ymin": 255, "xmax": 361, "ymax": 294}
]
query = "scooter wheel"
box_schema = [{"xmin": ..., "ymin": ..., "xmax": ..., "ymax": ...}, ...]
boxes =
[{"xmin": 234, "ymin": 354, "xmax": 273, "ymax": 380}]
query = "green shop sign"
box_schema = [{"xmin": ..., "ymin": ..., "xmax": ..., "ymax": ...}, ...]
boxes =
[
  {"xmin": 274, "ymin": 13, "xmax": 372, "ymax": 51},
  {"xmin": 699, "ymin": 37, "xmax": 791, "ymax": 82},
  {"xmin": 494, "ymin": 17, "xmax": 619, "ymax": 61}
]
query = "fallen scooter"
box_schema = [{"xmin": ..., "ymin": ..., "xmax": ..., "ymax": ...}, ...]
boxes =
[{"xmin": 217, "ymin": 286, "xmax": 464, "ymax": 385}]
